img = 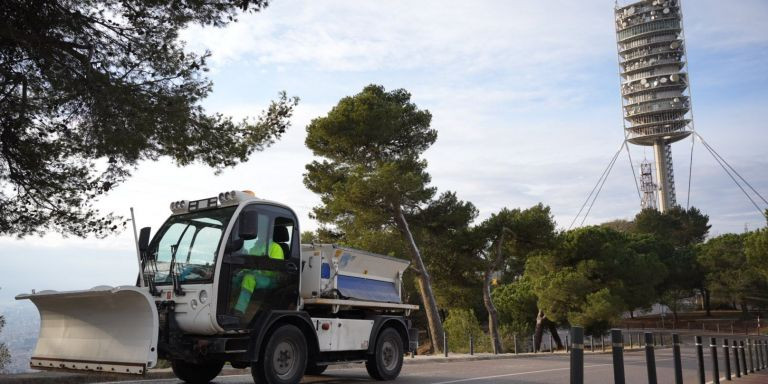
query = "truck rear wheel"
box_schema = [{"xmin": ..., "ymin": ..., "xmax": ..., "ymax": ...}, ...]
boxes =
[
  {"xmin": 366, "ymin": 327, "xmax": 404, "ymax": 380},
  {"xmin": 171, "ymin": 360, "xmax": 224, "ymax": 384},
  {"xmin": 252, "ymin": 324, "xmax": 307, "ymax": 384}
]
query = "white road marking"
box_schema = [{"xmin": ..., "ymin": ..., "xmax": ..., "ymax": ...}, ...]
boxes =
[
  {"xmin": 428, "ymin": 358, "xmax": 674, "ymax": 384},
  {"xmin": 427, "ymin": 363, "xmax": 612, "ymax": 384}
]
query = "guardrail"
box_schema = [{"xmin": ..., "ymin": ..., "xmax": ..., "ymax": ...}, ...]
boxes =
[{"xmin": 568, "ymin": 327, "xmax": 768, "ymax": 384}]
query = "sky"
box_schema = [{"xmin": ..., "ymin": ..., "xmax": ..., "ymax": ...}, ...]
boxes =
[{"xmin": 1, "ymin": 0, "xmax": 767, "ymax": 303}]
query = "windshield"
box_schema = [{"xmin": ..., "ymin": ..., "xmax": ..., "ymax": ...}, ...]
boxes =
[{"xmin": 149, "ymin": 206, "xmax": 236, "ymax": 285}]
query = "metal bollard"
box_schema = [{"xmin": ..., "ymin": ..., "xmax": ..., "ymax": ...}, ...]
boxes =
[
  {"xmin": 514, "ymin": 334, "xmax": 518, "ymax": 355},
  {"xmin": 672, "ymin": 334, "xmax": 683, "ymax": 384},
  {"xmin": 611, "ymin": 329, "xmax": 626, "ymax": 384},
  {"xmin": 710, "ymin": 337, "xmax": 721, "ymax": 384},
  {"xmin": 696, "ymin": 336, "xmax": 706, "ymax": 384},
  {"xmin": 762, "ymin": 339, "xmax": 767, "ymax": 369},
  {"xmin": 590, "ymin": 335, "xmax": 594, "ymax": 352},
  {"xmin": 443, "ymin": 331, "xmax": 448, "ymax": 358},
  {"xmin": 602, "ymin": 334, "xmax": 606, "ymax": 352},
  {"xmin": 570, "ymin": 327, "xmax": 584, "ymax": 384},
  {"xmin": 532, "ymin": 334, "xmax": 536, "ymax": 353},
  {"xmin": 733, "ymin": 340, "xmax": 741, "ymax": 378},
  {"xmin": 550, "ymin": 333, "xmax": 554, "ymax": 354},
  {"xmin": 645, "ymin": 332, "xmax": 657, "ymax": 384},
  {"xmin": 630, "ymin": 332, "xmax": 634, "ymax": 349},
  {"xmin": 740, "ymin": 340, "xmax": 748, "ymax": 376},
  {"xmin": 723, "ymin": 338, "xmax": 731, "ymax": 381},
  {"xmin": 469, "ymin": 334, "xmax": 474, "ymax": 356},
  {"xmin": 748, "ymin": 339, "xmax": 755, "ymax": 373},
  {"xmin": 763, "ymin": 340, "xmax": 768, "ymax": 368}
]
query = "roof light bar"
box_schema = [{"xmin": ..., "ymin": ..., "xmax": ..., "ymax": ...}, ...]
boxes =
[
  {"xmin": 169, "ymin": 200, "xmax": 188, "ymax": 214},
  {"xmin": 218, "ymin": 190, "xmax": 257, "ymax": 207}
]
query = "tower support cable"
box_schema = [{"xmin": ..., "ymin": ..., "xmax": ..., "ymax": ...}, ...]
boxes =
[
  {"xmin": 581, "ymin": 141, "xmax": 625, "ymax": 227},
  {"xmin": 569, "ymin": 141, "xmax": 626, "ymax": 229},
  {"xmin": 694, "ymin": 133, "xmax": 767, "ymax": 219},
  {"xmin": 695, "ymin": 132, "xmax": 768, "ymax": 207}
]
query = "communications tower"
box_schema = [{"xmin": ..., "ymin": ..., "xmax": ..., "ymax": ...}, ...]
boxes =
[{"xmin": 615, "ymin": 0, "xmax": 693, "ymax": 212}]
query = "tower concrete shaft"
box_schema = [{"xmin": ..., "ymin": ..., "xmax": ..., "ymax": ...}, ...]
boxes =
[{"xmin": 652, "ymin": 140, "xmax": 677, "ymax": 212}]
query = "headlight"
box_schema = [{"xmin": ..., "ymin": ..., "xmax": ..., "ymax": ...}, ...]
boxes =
[{"xmin": 199, "ymin": 290, "xmax": 208, "ymax": 304}]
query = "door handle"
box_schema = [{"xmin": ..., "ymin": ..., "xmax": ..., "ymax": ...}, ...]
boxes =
[{"xmin": 286, "ymin": 262, "xmax": 298, "ymax": 274}]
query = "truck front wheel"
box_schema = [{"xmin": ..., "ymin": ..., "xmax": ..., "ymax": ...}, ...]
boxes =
[
  {"xmin": 171, "ymin": 360, "xmax": 224, "ymax": 384},
  {"xmin": 252, "ymin": 324, "xmax": 308, "ymax": 384},
  {"xmin": 366, "ymin": 327, "xmax": 404, "ymax": 380}
]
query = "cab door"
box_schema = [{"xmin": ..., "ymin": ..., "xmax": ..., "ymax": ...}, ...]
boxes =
[{"xmin": 216, "ymin": 204, "xmax": 300, "ymax": 329}]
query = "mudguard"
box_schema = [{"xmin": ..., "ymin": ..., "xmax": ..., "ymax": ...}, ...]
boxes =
[{"xmin": 16, "ymin": 285, "xmax": 158, "ymax": 375}]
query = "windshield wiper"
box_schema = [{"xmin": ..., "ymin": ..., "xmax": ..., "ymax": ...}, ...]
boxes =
[{"xmin": 168, "ymin": 223, "xmax": 192, "ymax": 297}]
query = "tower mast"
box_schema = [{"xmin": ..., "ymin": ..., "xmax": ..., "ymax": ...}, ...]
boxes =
[{"xmin": 615, "ymin": 0, "xmax": 693, "ymax": 212}]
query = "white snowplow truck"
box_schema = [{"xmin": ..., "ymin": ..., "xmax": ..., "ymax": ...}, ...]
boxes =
[{"xmin": 17, "ymin": 190, "xmax": 419, "ymax": 384}]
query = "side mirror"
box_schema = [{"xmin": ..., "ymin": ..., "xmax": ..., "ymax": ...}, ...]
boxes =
[
  {"xmin": 138, "ymin": 227, "xmax": 151, "ymax": 253},
  {"xmin": 226, "ymin": 238, "xmax": 244, "ymax": 253},
  {"xmin": 239, "ymin": 210, "xmax": 259, "ymax": 240}
]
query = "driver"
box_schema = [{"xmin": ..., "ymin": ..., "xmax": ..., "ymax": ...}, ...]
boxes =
[{"xmin": 233, "ymin": 229, "xmax": 284, "ymax": 315}]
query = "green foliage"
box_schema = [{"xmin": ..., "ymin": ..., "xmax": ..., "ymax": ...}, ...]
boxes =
[
  {"xmin": 477, "ymin": 204, "xmax": 557, "ymax": 278},
  {"xmin": 633, "ymin": 207, "xmax": 710, "ymax": 247},
  {"xmin": 633, "ymin": 207, "xmax": 711, "ymax": 314},
  {"xmin": 1, "ymin": 0, "xmax": 298, "ymax": 237},
  {"xmin": 568, "ymin": 288, "xmax": 624, "ymax": 335},
  {"xmin": 525, "ymin": 226, "xmax": 666, "ymax": 334},
  {"xmin": 600, "ymin": 219, "xmax": 635, "ymax": 233},
  {"xmin": 304, "ymin": 84, "xmax": 437, "ymax": 231},
  {"xmin": 745, "ymin": 228, "xmax": 768, "ymax": 280},
  {"xmin": 493, "ymin": 279, "xmax": 537, "ymax": 336},
  {"xmin": 443, "ymin": 308, "xmax": 490, "ymax": 353},
  {"xmin": 699, "ymin": 233, "xmax": 766, "ymax": 310}
]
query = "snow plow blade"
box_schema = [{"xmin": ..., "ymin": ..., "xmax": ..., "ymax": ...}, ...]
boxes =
[{"xmin": 16, "ymin": 286, "xmax": 158, "ymax": 375}]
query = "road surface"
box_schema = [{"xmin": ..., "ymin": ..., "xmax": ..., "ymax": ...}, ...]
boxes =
[{"xmin": 102, "ymin": 346, "xmax": 756, "ymax": 384}]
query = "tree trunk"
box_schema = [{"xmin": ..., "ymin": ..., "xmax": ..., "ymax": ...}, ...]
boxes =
[
  {"xmin": 483, "ymin": 268, "xmax": 503, "ymax": 354},
  {"xmin": 534, "ymin": 310, "xmax": 561, "ymax": 351},
  {"xmin": 394, "ymin": 205, "xmax": 444, "ymax": 353},
  {"xmin": 703, "ymin": 288, "xmax": 711, "ymax": 317},
  {"xmin": 534, "ymin": 309, "xmax": 545, "ymax": 352},
  {"xmin": 547, "ymin": 320, "xmax": 563, "ymax": 349}
]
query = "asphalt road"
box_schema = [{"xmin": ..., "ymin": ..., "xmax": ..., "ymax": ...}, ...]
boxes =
[{"xmin": 102, "ymin": 346, "xmax": 753, "ymax": 384}]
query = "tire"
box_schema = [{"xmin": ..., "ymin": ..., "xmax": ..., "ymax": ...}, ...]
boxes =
[
  {"xmin": 304, "ymin": 362, "xmax": 328, "ymax": 375},
  {"xmin": 366, "ymin": 327, "xmax": 404, "ymax": 381},
  {"xmin": 252, "ymin": 324, "xmax": 308, "ymax": 384},
  {"xmin": 171, "ymin": 360, "xmax": 224, "ymax": 384}
]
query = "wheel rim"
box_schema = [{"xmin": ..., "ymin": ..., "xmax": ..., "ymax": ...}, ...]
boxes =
[
  {"xmin": 273, "ymin": 339, "xmax": 299, "ymax": 379},
  {"xmin": 381, "ymin": 339, "xmax": 398, "ymax": 371}
]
